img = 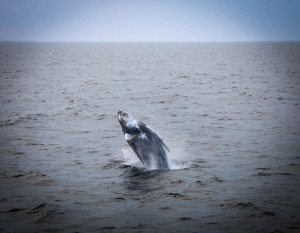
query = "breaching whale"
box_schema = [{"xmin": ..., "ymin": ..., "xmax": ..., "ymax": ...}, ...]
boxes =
[{"xmin": 118, "ymin": 111, "xmax": 170, "ymax": 170}]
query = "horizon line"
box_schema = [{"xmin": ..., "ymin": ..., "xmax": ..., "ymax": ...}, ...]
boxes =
[{"xmin": 0, "ymin": 40, "xmax": 300, "ymax": 43}]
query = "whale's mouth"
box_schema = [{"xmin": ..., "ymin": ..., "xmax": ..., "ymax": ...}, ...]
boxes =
[{"xmin": 118, "ymin": 111, "xmax": 127, "ymax": 127}]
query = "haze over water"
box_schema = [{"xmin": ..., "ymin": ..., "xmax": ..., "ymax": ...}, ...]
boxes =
[
  {"xmin": 0, "ymin": 42, "xmax": 299, "ymax": 232},
  {"xmin": 1, "ymin": 0, "xmax": 300, "ymax": 42}
]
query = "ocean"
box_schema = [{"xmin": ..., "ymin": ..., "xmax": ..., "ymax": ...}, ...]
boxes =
[{"xmin": 0, "ymin": 42, "xmax": 299, "ymax": 232}]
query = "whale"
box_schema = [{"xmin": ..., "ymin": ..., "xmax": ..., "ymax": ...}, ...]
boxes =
[{"xmin": 118, "ymin": 111, "xmax": 170, "ymax": 170}]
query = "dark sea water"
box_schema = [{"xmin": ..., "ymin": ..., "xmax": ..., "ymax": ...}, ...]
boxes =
[{"xmin": 0, "ymin": 42, "xmax": 299, "ymax": 233}]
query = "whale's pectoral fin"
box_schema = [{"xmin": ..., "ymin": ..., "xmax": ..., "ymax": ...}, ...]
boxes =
[
  {"xmin": 124, "ymin": 133, "xmax": 139, "ymax": 143},
  {"xmin": 145, "ymin": 124, "xmax": 170, "ymax": 152},
  {"xmin": 162, "ymin": 141, "xmax": 170, "ymax": 152}
]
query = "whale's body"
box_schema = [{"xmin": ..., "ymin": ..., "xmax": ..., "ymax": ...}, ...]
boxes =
[{"xmin": 118, "ymin": 111, "xmax": 170, "ymax": 170}]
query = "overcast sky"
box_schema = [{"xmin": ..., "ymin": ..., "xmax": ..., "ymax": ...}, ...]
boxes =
[{"xmin": 0, "ymin": 0, "xmax": 299, "ymax": 41}]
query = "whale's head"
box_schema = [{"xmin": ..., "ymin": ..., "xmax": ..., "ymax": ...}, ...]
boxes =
[
  {"xmin": 118, "ymin": 111, "xmax": 139, "ymax": 131},
  {"xmin": 118, "ymin": 111, "xmax": 142, "ymax": 142}
]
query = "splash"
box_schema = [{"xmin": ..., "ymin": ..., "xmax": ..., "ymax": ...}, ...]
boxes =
[
  {"xmin": 168, "ymin": 159, "xmax": 191, "ymax": 170},
  {"xmin": 167, "ymin": 140, "xmax": 192, "ymax": 170},
  {"xmin": 121, "ymin": 146, "xmax": 160, "ymax": 170},
  {"xmin": 121, "ymin": 146, "xmax": 142, "ymax": 167},
  {"xmin": 121, "ymin": 145, "xmax": 191, "ymax": 171}
]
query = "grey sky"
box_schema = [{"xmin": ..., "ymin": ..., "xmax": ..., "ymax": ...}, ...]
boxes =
[{"xmin": 0, "ymin": 0, "xmax": 299, "ymax": 41}]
